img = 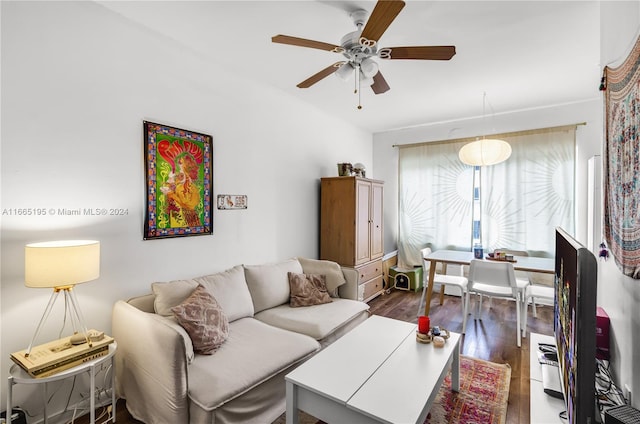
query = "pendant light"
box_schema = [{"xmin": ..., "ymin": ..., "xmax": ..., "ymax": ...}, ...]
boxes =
[
  {"xmin": 458, "ymin": 138, "xmax": 512, "ymax": 166},
  {"xmin": 458, "ymin": 92, "xmax": 511, "ymax": 257},
  {"xmin": 458, "ymin": 93, "xmax": 511, "ymax": 166}
]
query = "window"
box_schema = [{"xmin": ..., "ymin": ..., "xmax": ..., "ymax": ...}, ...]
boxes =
[{"xmin": 397, "ymin": 126, "xmax": 576, "ymax": 267}]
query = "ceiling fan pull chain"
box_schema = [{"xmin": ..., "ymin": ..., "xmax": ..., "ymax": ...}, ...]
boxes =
[{"xmin": 357, "ymin": 64, "xmax": 363, "ymax": 110}]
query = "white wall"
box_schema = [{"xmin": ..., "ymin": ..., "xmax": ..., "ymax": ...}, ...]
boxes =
[
  {"xmin": 598, "ymin": 0, "xmax": 640, "ymax": 409},
  {"xmin": 0, "ymin": 1, "xmax": 372, "ymax": 417}
]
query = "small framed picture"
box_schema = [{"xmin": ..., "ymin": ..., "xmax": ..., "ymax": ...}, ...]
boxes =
[
  {"xmin": 143, "ymin": 121, "xmax": 213, "ymax": 240},
  {"xmin": 217, "ymin": 195, "xmax": 247, "ymax": 210}
]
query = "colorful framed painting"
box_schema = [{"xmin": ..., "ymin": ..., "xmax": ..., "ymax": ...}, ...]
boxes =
[{"xmin": 144, "ymin": 121, "xmax": 213, "ymax": 240}]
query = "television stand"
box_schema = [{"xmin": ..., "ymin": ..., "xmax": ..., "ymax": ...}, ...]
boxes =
[{"xmin": 530, "ymin": 333, "xmax": 565, "ymax": 423}]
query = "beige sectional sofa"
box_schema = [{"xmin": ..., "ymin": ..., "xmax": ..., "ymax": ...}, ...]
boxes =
[{"xmin": 112, "ymin": 257, "xmax": 370, "ymax": 424}]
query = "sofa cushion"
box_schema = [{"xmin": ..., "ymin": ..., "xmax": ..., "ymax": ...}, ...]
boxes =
[
  {"xmin": 297, "ymin": 257, "xmax": 347, "ymax": 297},
  {"xmin": 193, "ymin": 265, "xmax": 254, "ymax": 321},
  {"xmin": 254, "ymin": 298, "xmax": 369, "ymax": 340},
  {"xmin": 244, "ymin": 258, "xmax": 303, "ymax": 313},
  {"xmin": 187, "ymin": 317, "xmax": 319, "ymax": 411},
  {"xmin": 152, "ymin": 279, "xmax": 198, "ymax": 317},
  {"xmin": 152, "ymin": 265, "xmax": 254, "ymax": 321},
  {"xmin": 172, "ymin": 285, "xmax": 229, "ymax": 355},
  {"xmin": 288, "ymin": 272, "xmax": 332, "ymax": 307}
]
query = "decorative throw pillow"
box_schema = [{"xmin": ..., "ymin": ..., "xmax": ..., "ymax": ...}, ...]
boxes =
[
  {"xmin": 171, "ymin": 284, "xmax": 229, "ymax": 355},
  {"xmin": 288, "ymin": 272, "xmax": 333, "ymax": 308}
]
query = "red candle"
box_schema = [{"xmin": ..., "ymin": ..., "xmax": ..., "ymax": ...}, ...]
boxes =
[{"xmin": 418, "ymin": 316, "xmax": 430, "ymax": 334}]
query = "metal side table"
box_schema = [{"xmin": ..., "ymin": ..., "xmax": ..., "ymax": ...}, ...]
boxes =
[{"xmin": 7, "ymin": 342, "xmax": 117, "ymax": 424}]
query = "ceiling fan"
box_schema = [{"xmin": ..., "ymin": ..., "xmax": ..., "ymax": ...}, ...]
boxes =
[{"xmin": 272, "ymin": 0, "xmax": 456, "ymax": 109}]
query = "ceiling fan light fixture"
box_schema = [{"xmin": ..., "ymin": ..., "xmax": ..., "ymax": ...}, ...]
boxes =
[
  {"xmin": 360, "ymin": 57, "xmax": 379, "ymax": 78},
  {"xmin": 335, "ymin": 62, "xmax": 354, "ymax": 81},
  {"xmin": 458, "ymin": 138, "xmax": 512, "ymax": 166},
  {"xmin": 272, "ymin": 0, "xmax": 456, "ymax": 105},
  {"xmin": 359, "ymin": 70, "xmax": 374, "ymax": 87}
]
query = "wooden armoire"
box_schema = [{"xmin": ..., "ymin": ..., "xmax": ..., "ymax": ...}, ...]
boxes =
[{"xmin": 320, "ymin": 176, "xmax": 384, "ymax": 302}]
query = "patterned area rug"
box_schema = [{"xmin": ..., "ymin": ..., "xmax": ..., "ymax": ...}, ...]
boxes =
[
  {"xmin": 424, "ymin": 355, "xmax": 511, "ymax": 424},
  {"xmin": 273, "ymin": 355, "xmax": 511, "ymax": 424}
]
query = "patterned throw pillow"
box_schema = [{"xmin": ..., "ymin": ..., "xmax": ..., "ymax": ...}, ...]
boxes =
[
  {"xmin": 171, "ymin": 284, "xmax": 229, "ymax": 354},
  {"xmin": 288, "ymin": 272, "xmax": 333, "ymax": 308}
]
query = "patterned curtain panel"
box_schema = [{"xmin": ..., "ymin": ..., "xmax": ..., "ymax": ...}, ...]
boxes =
[
  {"xmin": 398, "ymin": 127, "xmax": 576, "ymax": 268},
  {"xmin": 603, "ymin": 35, "xmax": 640, "ymax": 279}
]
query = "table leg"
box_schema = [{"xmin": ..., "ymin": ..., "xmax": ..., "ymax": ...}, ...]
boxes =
[
  {"xmin": 7, "ymin": 376, "xmax": 13, "ymax": 424},
  {"xmin": 43, "ymin": 383, "xmax": 48, "ymax": 424},
  {"xmin": 439, "ymin": 264, "xmax": 448, "ymax": 305},
  {"xmin": 111, "ymin": 355, "xmax": 116, "ymax": 423},
  {"xmin": 285, "ymin": 380, "xmax": 299, "ymax": 424},
  {"xmin": 451, "ymin": 339, "xmax": 460, "ymax": 392},
  {"xmin": 424, "ymin": 260, "xmax": 437, "ymax": 315},
  {"xmin": 90, "ymin": 363, "xmax": 96, "ymax": 424}
]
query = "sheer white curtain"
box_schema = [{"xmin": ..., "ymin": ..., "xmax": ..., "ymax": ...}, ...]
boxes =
[{"xmin": 398, "ymin": 126, "xmax": 576, "ymax": 268}]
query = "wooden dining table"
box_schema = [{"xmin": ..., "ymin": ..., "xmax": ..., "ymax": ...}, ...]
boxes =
[{"xmin": 422, "ymin": 249, "xmax": 555, "ymax": 315}]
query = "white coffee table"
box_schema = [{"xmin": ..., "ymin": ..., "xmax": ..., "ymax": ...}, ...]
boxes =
[{"xmin": 285, "ymin": 315, "xmax": 460, "ymax": 424}]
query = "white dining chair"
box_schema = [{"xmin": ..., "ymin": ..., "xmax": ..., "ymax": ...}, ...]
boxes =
[
  {"xmin": 480, "ymin": 248, "xmax": 531, "ymax": 309},
  {"xmin": 417, "ymin": 247, "xmax": 468, "ymax": 318},
  {"xmin": 523, "ymin": 283, "xmax": 555, "ymax": 332},
  {"xmin": 463, "ymin": 259, "xmax": 530, "ymax": 347}
]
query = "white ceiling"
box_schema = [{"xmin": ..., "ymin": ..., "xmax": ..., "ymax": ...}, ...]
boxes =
[{"xmin": 101, "ymin": 1, "xmax": 602, "ymax": 134}]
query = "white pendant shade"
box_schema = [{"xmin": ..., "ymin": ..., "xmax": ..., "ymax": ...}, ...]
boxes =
[{"xmin": 458, "ymin": 138, "xmax": 512, "ymax": 166}]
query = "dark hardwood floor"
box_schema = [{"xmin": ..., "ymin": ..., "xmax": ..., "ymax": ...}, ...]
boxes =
[{"xmin": 84, "ymin": 289, "xmax": 554, "ymax": 424}]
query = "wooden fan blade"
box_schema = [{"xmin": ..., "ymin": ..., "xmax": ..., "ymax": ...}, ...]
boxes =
[
  {"xmin": 371, "ymin": 71, "xmax": 390, "ymax": 94},
  {"xmin": 382, "ymin": 46, "xmax": 456, "ymax": 60},
  {"xmin": 272, "ymin": 34, "xmax": 341, "ymax": 52},
  {"xmin": 297, "ymin": 62, "xmax": 345, "ymax": 88},
  {"xmin": 360, "ymin": 0, "xmax": 406, "ymax": 42}
]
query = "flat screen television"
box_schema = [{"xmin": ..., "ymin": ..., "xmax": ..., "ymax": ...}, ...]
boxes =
[{"xmin": 554, "ymin": 227, "xmax": 598, "ymax": 424}]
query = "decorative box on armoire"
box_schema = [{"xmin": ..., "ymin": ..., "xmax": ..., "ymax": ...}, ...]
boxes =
[{"xmin": 320, "ymin": 176, "xmax": 384, "ymax": 302}]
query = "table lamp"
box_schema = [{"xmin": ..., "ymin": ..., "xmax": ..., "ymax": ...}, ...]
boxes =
[{"xmin": 24, "ymin": 240, "xmax": 100, "ymax": 356}]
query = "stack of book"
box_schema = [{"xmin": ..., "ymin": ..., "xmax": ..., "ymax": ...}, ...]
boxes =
[{"xmin": 10, "ymin": 331, "xmax": 114, "ymax": 378}]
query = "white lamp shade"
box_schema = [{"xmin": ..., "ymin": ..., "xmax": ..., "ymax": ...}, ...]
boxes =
[
  {"xmin": 25, "ymin": 240, "xmax": 100, "ymax": 288},
  {"xmin": 458, "ymin": 139, "xmax": 512, "ymax": 166},
  {"xmin": 335, "ymin": 62, "xmax": 354, "ymax": 81},
  {"xmin": 359, "ymin": 71, "xmax": 373, "ymax": 87},
  {"xmin": 360, "ymin": 58, "xmax": 379, "ymax": 78}
]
